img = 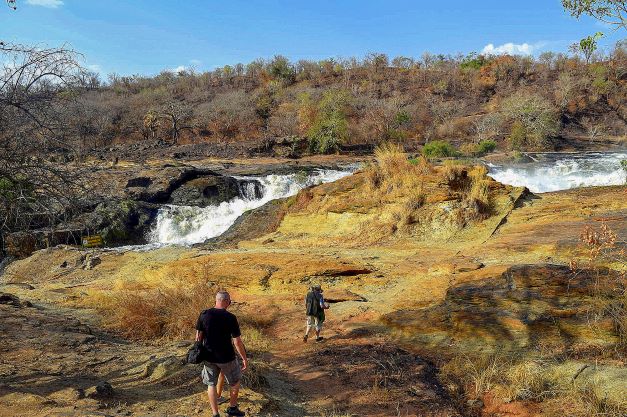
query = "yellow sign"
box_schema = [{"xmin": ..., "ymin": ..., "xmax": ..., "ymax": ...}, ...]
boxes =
[{"xmin": 82, "ymin": 235, "xmax": 103, "ymax": 247}]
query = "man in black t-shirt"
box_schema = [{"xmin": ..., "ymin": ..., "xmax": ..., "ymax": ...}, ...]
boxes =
[{"xmin": 195, "ymin": 290, "xmax": 248, "ymax": 417}]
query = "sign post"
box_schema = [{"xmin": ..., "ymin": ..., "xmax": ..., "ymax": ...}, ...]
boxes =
[{"xmin": 82, "ymin": 235, "xmax": 103, "ymax": 248}]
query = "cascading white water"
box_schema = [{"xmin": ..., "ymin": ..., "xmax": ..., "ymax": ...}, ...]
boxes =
[
  {"xmin": 487, "ymin": 152, "xmax": 626, "ymax": 193},
  {"xmin": 147, "ymin": 168, "xmax": 354, "ymax": 246}
]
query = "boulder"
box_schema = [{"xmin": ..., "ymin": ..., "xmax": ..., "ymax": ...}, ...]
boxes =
[
  {"xmin": 87, "ymin": 381, "xmax": 114, "ymax": 398},
  {"xmin": 203, "ymin": 198, "xmax": 287, "ymax": 248},
  {"xmin": 0, "ymin": 293, "xmax": 21, "ymax": 307},
  {"xmin": 82, "ymin": 254, "xmax": 101, "ymax": 270},
  {"xmin": 382, "ymin": 264, "xmax": 621, "ymax": 352},
  {"xmin": 168, "ymin": 175, "xmax": 263, "ymax": 207},
  {"xmin": 77, "ymin": 200, "xmax": 159, "ymax": 246},
  {"xmin": 5, "ymin": 230, "xmax": 82, "ymax": 259}
]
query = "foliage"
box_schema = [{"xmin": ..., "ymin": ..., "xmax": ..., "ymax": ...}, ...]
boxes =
[
  {"xmin": 459, "ymin": 52, "xmax": 488, "ymax": 70},
  {"xmin": 268, "ymin": 55, "xmax": 296, "ymax": 84},
  {"xmin": 421, "ymin": 140, "xmax": 459, "ymax": 158},
  {"xmin": 507, "ymin": 121, "xmax": 527, "ymax": 151},
  {"xmin": 562, "ymin": 0, "xmax": 627, "ymax": 30},
  {"xmin": 462, "ymin": 139, "xmax": 497, "ymax": 156},
  {"xmin": 3, "ymin": 44, "xmax": 626, "ymax": 159},
  {"xmin": 571, "ymin": 223, "xmax": 626, "ymax": 348},
  {"xmin": 0, "ymin": 43, "xmax": 86, "ymax": 240},
  {"xmin": 501, "ymin": 92, "xmax": 559, "ymax": 149},
  {"xmin": 570, "ymin": 32, "xmax": 604, "ymax": 63},
  {"xmin": 475, "ymin": 139, "xmax": 497, "ymax": 155},
  {"xmin": 307, "ymin": 89, "xmax": 351, "ymax": 154}
]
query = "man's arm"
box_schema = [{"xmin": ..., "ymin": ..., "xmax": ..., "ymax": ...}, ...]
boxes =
[
  {"xmin": 319, "ymin": 294, "xmax": 329, "ymax": 309},
  {"xmin": 195, "ymin": 330, "xmax": 203, "ymax": 342},
  {"xmin": 232, "ymin": 336, "xmax": 248, "ymax": 371}
]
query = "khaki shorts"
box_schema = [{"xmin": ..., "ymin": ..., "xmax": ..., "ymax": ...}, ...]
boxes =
[
  {"xmin": 307, "ymin": 315, "xmax": 322, "ymax": 331},
  {"xmin": 201, "ymin": 359, "xmax": 241, "ymax": 386}
]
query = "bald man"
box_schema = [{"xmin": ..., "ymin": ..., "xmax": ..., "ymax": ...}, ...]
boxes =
[{"xmin": 196, "ymin": 291, "xmax": 248, "ymax": 417}]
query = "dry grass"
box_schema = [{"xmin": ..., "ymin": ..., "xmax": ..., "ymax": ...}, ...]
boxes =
[
  {"xmin": 94, "ymin": 273, "xmax": 274, "ymax": 356},
  {"xmin": 572, "ymin": 223, "xmax": 627, "ymax": 350},
  {"xmin": 96, "ymin": 275, "xmax": 214, "ymax": 340},
  {"xmin": 441, "ymin": 352, "xmax": 626, "ymax": 417}
]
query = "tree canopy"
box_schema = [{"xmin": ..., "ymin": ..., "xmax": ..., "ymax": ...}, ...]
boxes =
[{"xmin": 562, "ymin": 0, "xmax": 627, "ymax": 30}]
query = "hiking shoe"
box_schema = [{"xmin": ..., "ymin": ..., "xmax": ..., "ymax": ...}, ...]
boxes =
[
  {"xmin": 226, "ymin": 405, "xmax": 245, "ymax": 416},
  {"xmin": 213, "ymin": 414, "xmax": 220, "ymax": 417},
  {"xmin": 303, "ymin": 334, "xmax": 308, "ymax": 343},
  {"xmin": 218, "ymin": 396, "xmax": 229, "ymax": 405},
  {"xmin": 315, "ymin": 336, "xmax": 324, "ymax": 342}
]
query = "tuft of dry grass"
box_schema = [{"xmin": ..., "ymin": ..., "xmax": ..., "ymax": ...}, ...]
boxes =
[
  {"xmin": 373, "ymin": 142, "xmax": 410, "ymax": 180},
  {"xmin": 95, "ymin": 273, "xmax": 274, "ymax": 357},
  {"xmin": 98, "ymin": 276, "xmax": 214, "ymax": 340},
  {"xmin": 441, "ymin": 352, "xmax": 626, "ymax": 417}
]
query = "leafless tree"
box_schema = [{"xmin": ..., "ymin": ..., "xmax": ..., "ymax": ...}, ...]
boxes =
[
  {"xmin": 159, "ymin": 101, "xmax": 192, "ymax": 144},
  {"xmin": 472, "ymin": 113, "xmax": 503, "ymax": 143},
  {"xmin": 0, "ymin": 43, "xmax": 87, "ymax": 247}
]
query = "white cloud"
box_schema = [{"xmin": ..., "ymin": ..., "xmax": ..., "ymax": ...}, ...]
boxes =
[
  {"xmin": 87, "ymin": 64, "xmax": 101, "ymax": 73},
  {"xmin": 26, "ymin": 0, "xmax": 64, "ymax": 8},
  {"xmin": 189, "ymin": 59, "xmax": 202, "ymax": 66},
  {"xmin": 170, "ymin": 65, "xmax": 188, "ymax": 73},
  {"xmin": 481, "ymin": 42, "xmax": 537, "ymax": 56}
]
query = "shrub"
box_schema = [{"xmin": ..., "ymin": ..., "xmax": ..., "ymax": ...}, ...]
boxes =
[
  {"xmin": 461, "ymin": 140, "xmax": 497, "ymax": 156},
  {"xmin": 459, "ymin": 142, "xmax": 476, "ymax": 157},
  {"xmin": 476, "ymin": 139, "xmax": 497, "ymax": 155},
  {"xmin": 422, "ymin": 140, "xmax": 459, "ymax": 158},
  {"xmin": 507, "ymin": 121, "xmax": 527, "ymax": 151},
  {"xmin": 460, "ymin": 52, "xmax": 488, "ymax": 71},
  {"xmin": 307, "ymin": 89, "xmax": 351, "ymax": 154},
  {"xmin": 373, "ymin": 142, "xmax": 408, "ymax": 179}
]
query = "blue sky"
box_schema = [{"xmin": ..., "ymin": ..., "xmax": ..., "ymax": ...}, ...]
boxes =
[{"xmin": 1, "ymin": 0, "xmax": 624, "ymax": 76}]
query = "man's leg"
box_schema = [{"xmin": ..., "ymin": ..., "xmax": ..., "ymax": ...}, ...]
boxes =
[
  {"xmin": 202, "ymin": 364, "xmax": 221, "ymax": 416},
  {"xmin": 315, "ymin": 316, "xmax": 323, "ymax": 341},
  {"xmin": 221, "ymin": 360, "xmax": 245, "ymax": 416},
  {"xmin": 229, "ymin": 381, "xmax": 240, "ymax": 407},
  {"xmin": 207, "ymin": 385, "xmax": 219, "ymax": 416},
  {"xmin": 304, "ymin": 316, "xmax": 312, "ymax": 342},
  {"xmin": 217, "ymin": 371, "xmax": 224, "ymax": 397},
  {"xmin": 216, "ymin": 371, "xmax": 229, "ymax": 404}
]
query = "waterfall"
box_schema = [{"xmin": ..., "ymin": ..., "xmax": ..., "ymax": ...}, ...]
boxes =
[
  {"xmin": 147, "ymin": 168, "xmax": 355, "ymax": 246},
  {"xmin": 487, "ymin": 152, "xmax": 626, "ymax": 193}
]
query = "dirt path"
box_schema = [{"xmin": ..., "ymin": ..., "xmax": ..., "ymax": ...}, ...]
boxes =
[{"xmin": 258, "ymin": 304, "xmax": 459, "ymax": 417}]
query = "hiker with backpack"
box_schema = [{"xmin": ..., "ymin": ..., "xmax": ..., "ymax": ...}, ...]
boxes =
[
  {"xmin": 195, "ymin": 290, "xmax": 248, "ymax": 417},
  {"xmin": 303, "ymin": 284, "xmax": 329, "ymax": 342}
]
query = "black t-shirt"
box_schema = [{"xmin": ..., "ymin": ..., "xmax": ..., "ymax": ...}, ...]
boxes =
[{"xmin": 195, "ymin": 308, "xmax": 241, "ymax": 363}]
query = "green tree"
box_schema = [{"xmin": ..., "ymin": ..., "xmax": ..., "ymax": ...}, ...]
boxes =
[
  {"xmin": 307, "ymin": 89, "xmax": 351, "ymax": 154},
  {"xmin": 501, "ymin": 92, "xmax": 559, "ymax": 149},
  {"xmin": 569, "ymin": 32, "xmax": 604, "ymax": 63},
  {"xmin": 268, "ymin": 55, "xmax": 295, "ymax": 84}
]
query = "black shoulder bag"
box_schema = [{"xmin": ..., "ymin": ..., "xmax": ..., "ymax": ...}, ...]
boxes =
[
  {"xmin": 187, "ymin": 341, "xmax": 209, "ymax": 364},
  {"xmin": 187, "ymin": 309, "xmax": 210, "ymax": 364}
]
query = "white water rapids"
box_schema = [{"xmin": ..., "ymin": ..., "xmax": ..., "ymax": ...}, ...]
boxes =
[
  {"xmin": 147, "ymin": 169, "xmax": 353, "ymax": 246},
  {"xmin": 487, "ymin": 152, "xmax": 626, "ymax": 193}
]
